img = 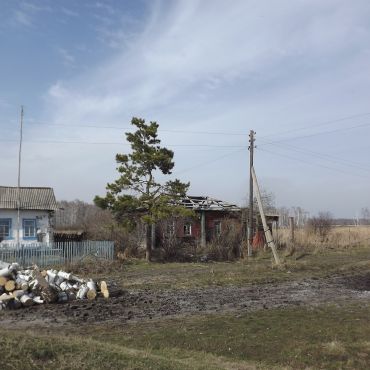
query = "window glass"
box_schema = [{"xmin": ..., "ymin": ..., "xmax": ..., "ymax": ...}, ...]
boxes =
[
  {"xmin": 0, "ymin": 219, "xmax": 11, "ymax": 238},
  {"xmin": 184, "ymin": 223, "xmax": 192, "ymax": 236},
  {"xmin": 214, "ymin": 221, "xmax": 222, "ymax": 236},
  {"xmin": 23, "ymin": 219, "xmax": 36, "ymax": 238},
  {"xmin": 167, "ymin": 221, "xmax": 175, "ymax": 236}
]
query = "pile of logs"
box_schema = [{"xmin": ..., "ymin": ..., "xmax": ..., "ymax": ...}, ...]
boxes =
[{"xmin": 0, "ymin": 261, "xmax": 112, "ymax": 310}]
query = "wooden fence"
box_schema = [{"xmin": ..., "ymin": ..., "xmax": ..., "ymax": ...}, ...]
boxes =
[{"xmin": 0, "ymin": 241, "xmax": 115, "ymax": 268}]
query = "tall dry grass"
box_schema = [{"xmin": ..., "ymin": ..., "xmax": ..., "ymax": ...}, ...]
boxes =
[{"xmin": 275, "ymin": 225, "xmax": 370, "ymax": 250}]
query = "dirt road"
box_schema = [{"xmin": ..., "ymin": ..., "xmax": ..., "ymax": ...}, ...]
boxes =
[{"xmin": 1, "ymin": 272, "xmax": 369, "ymax": 330}]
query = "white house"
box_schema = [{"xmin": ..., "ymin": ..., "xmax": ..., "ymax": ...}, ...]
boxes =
[{"xmin": 0, "ymin": 186, "xmax": 58, "ymax": 246}]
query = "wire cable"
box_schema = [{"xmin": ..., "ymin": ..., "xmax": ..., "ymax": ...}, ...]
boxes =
[
  {"xmin": 257, "ymin": 147, "xmax": 370, "ymax": 180},
  {"xmin": 173, "ymin": 147, "xmax": 247, "ymax": 176},
  {"xmin": 259, "ymin": 111, "xmax": 370, "ymax": 139},
  {"xmin": 258, "ymin": 141, "xmax": 370, "ymax": 173}
]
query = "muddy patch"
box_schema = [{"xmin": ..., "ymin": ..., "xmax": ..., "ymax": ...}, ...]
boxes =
[
  {"xmin": 338, "ymin": 272, "xmax": 370, "ymax": 291},
  {"xmin": 1, "ymin": 273, "xmax": 370, "ymax": 330}
]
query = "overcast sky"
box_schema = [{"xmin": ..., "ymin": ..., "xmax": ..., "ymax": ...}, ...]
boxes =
[{"xmin": 1, "ymin": 0, "xmax": 370, "ymax": 217}]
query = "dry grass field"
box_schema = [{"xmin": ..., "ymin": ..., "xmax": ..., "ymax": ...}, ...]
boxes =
[{"xmin": 276, "ymin": 225, "xmax": 370, "ymax": 250}]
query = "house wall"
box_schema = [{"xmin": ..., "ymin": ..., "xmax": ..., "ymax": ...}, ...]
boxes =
[
  {"xmin": 180, "ymin": 212, "xmax": 225, "ymax": 239},
  {"xmin": 170, "ymin": 211, "xmax": 239, "ymax": 241},
  {"xmin": 0, "ymin": 209, "xmax": 53, "ymax": 245}
]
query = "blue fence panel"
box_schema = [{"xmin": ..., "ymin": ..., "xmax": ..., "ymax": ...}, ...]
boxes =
[{"xmin": 0, "ymin": 241, "xmax": 115, "ymax": 267}]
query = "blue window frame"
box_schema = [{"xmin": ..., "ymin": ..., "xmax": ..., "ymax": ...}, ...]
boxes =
[
  {"xmin": 23, "ymin": 219, "xmax": 36, "ymax": 239},
  {"xmin": 0, "ymin": 218, "xmax": 12, "ymax": 240}
]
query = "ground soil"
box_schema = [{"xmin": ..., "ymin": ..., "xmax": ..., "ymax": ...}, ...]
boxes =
[{"xmin": 1, "ymin": 272, "xmax": 370, "ymax": 330}]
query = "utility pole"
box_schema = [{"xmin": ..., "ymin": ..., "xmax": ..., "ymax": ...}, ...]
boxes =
[
  {"xmin": 17, "ymin": 106, "xmax": 24, "ymax": 254},
  {"xmin": 251, "ymin": 166, "xmax": 280, "ymax": 266},
  {"xmin": 247, "ymin": 130, "xmax": 255, "ymax": 257}
]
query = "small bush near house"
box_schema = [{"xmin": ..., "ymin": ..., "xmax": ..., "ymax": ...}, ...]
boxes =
[
  {"xmin": 306, "ymin": 211, "xmax": 333, "ymax": 242},
  {"xmin": 200, "ymin": 218, "xmax": 243, "ymax": 261}
]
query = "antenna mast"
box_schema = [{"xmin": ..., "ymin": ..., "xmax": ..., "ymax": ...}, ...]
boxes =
[{"xmin": 17, "ymin": 106, "xmax": 24, "ymax": 248}]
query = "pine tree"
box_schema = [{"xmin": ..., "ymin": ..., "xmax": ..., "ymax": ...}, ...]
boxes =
[{"xmin": 94, "ymin": 117, "xmax": 191, "ymax": 261}]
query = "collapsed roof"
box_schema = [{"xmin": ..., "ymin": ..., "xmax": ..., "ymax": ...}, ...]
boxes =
[{"xmin": 179, "ymin": 196, "xmax": 240, "ymax": 212}]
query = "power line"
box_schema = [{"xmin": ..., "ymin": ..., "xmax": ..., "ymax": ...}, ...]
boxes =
[
  {"xmin": 172, "ymin": 147, "xmax": 247, "ymax": 176},
  {"xmin": 0, "ymin": 138, "xmax": 246, "ymax": 148},
  {"xmin": 259, "ymin": 141, "xmax": 370, "ymax": 173},
  {"xmin": 259, "ymin": 111, "xmax": 370, "ymax": 139},
  {"xmin": 258, "ymin": 121, "xmax": 370, "ymax": 145},
  {"xmin": 22, "ymin": 121, "xmax": 249, "ymax": 136},
  {"xmin": 257, "ymin": 147, "xmax": 370, "ymax": 180}
]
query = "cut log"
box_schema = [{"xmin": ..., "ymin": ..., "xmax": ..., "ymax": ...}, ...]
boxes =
[
  {"xmin": 77, "ymin": 285, "xmax": 89, "ymax": 299},
  {"xmin": 0, "ymin": 265, "xmax": 12, "ymax": 278},
  {"xmin": 86, "ymin": 289, "xmax": 96, "ymax": 300},
  {"xmin": 59, "ymin": 281, "xmax": 73, "ymax": 292},
  {"xmin": 0, "ymin": 276, "xmax": 8, "ymax": 286},
  {"xmin": 33, "ymin": 296, "xmax": 44, "ymax": 304},
  {"xmin": 20, "ymin": 294, "xmax": 34, "ymax": 307},
  {"xmin": 5, "ymin": 280, "xmax": 16, "ymax": 292},
  {"xmin": 46, "ymin": 270, "xmax": 57, "ymax": 282},
  {"xmin": 0, "ymin": 293, "xmax": 14, "ymax": 302},
  {"xmin": 100, "ymin": 281, "xmax": 109, "ymax": 299},
  {"xmin": 15, "ymin": 277, "xmax": 28, "ymax": 291},
  {"xmin": 70, "ymin": 274, "xmax": 85, "ymax": 284},
  {"xmin": 57, "ymin": 271, "xmax": 71, "ymax": 280},
  {"xmin": 54, "ymin": 276, "xmax": 65, "ymax": 286},
  {"xmin": 100, "ymin": 281, "xmax": 122, "ymax": 298},
  {"xmin": 32, "ymin": 269, "xmax": 58, "ymax": 303},
  {"xmin": 17, "ymin": 273, "xmax": 31, "ymax": 282},
  {"xmin": 12, "ymin": 290, "xmax": 25, "ymax": 299}
]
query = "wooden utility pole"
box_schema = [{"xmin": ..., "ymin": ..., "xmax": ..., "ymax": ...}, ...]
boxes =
[
  {"xmin": 251, "ymin": 166, "xmax": 281, "ymax": 265},
  {"xmin": 247, "ymin": 130, "xmax": 255, "ymax": 257}
]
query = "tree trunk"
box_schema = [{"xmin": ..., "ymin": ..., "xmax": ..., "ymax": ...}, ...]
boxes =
[{"xmin": 145, "ymin": 224, "xmax": 152, "ymax": 262}]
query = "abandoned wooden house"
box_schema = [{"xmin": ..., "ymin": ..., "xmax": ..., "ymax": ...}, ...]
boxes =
[
  {"xmin": 0, "ymin": 186, "xmax": 58, "ymax": 246},
  {"xmin": 156, "ymin": 195, "xmax": 280, "ymax": 250},
  {"xmin": 157, "ymin": 196, "xmax": 241, "ymax": 247}
]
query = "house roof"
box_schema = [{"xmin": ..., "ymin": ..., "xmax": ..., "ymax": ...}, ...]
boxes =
[
  {"xmin": 0, "ymin": 186, "xmax": 58, "ymax": 211},
  {"xmin": 179, "ymin": 196, "xmax": 240, "ymax": 212}
]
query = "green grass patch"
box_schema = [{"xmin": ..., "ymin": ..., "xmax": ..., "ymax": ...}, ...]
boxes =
[
  {"xmin": 6, "ymin": 303, "xmax": 370, "ymax": 369},
  {"xmin": 94, "ymin": 303, "xmax": 370, "ymax": 369}
]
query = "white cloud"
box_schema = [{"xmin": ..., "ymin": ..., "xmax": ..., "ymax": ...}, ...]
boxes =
[
  {"xmin": 12, "ymin": 1, "xmax": 52, "ymax": 27},
  {"xmin": 61, "ymin": 7, "xmax": 79, "ymax": 18},
  {"xmin": 14, "ymin": 10, "xmax": 32, "ymax": 26},
  {"xmin": 25, "ymin": 0, "xmax": 370, "ymax": 215},
  {"xmin": 56, "ymin": 48, "xmax": 76, "ymax": 67}
]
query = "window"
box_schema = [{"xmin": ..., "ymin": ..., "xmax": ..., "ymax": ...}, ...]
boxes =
[
  {"xmin": 184, "ymin": 223, "xmax": 192, "ymax": 236},
  {"xmin": 167, "ymin": 221, "xmax": 175, "ymax": 236},
  {"xmin": 23, "ymin": 219, "xmax": 36, "ymax": 239},
  {"xmin": 214, "ymin": 221, "xmax": 222, "ymax": 236},
  {"xmin": 0, "ymin": 219, "xmax": 11, "ymax": 239}
]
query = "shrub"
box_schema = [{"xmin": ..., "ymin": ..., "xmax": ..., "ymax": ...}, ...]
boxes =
[
  {"xmin": 200, "ymin": 218, "xmax": 242, "ymax": 261},
  {"xmin": 306, "ymin": 212, "xmax": 333, "ymax": 242}
]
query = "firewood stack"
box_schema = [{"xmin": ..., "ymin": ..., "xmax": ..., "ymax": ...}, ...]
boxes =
[{"xmin": 0, "ymin": 261, "xmax": 112, "ymax": 310}]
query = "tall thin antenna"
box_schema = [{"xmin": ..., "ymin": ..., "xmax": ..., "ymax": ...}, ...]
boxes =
[{"xmin": 17, "ymin": 106, "xmax": 24, "ymax": 249}]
